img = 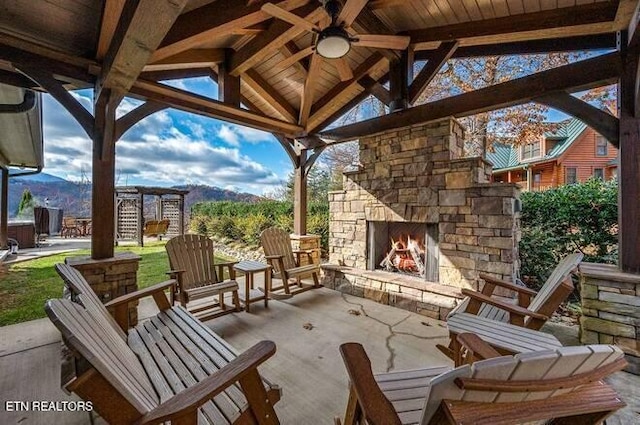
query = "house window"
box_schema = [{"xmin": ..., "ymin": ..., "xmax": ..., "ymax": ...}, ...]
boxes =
[
  {"xmin": 596, "ymin": 136, "xmax": 608, "ymax": 156},
  {"xmin": 521, "ymin": 141, "xmax": 541, "ymax": 160},
  {"xmin": 566, "ymin": 167, "xmax": 577, "ymax": 184},
  {"xmin": 593, "ymin": 168, "xmax": 604, "ymax": 180}
]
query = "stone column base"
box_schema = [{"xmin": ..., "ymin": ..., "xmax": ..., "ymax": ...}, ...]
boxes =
[
  {"xmin": 65, "ymin": 251, "xmax": 141, "ymax": 327},
  {"xmin": 579, "ymin": 262, "xmax": 640, "ymax": 375},
  {"xmin": 289, "ymin": 234, "xmax": 321, "ymax": 265}
]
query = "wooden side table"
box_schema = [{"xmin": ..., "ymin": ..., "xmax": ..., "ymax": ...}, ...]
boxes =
[{"xmin": 233, "ymin": 260, "xmax": 271, "ymax": 312}]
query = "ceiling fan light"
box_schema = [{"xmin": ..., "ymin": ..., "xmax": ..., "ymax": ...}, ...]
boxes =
[{"xmin": 316, "ymin": 27, "xmax": 351, "ymax": 59}]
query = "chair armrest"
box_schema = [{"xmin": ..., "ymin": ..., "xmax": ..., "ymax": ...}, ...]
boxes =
[
  {"xmin": 215, "ymin": 260, "xmax": 238, "ymax": 267},
  {"xmin": 456, "ymin": 333, "xmax": 501, "ymax": 363},
  {"xmin": 479, "ymin": 273, "xmax": 537, "ymax": 296},
  {"xmin": 166, "ymin": 269, "xmax": 185, "ymax": 279},
  {"xmin": 339, "ymin": 343, "xmax": 402, "ymax": 425},
  {"xmin": 105, "ymin": 280, "xmax": 176, "ymax": 309},
  {"xmin": 214, "ymin": 260, "xmax": 238, "ymax": 280},
  {"xmin": 461, "ymin": 289, "xmax": 549, "ymax": 324},
  {"xmin": 138, "ymin": 340, "xmax": 277, "ymax": 425},
  {"xmin": 265, "ymin": 255, "xmax": 284, "ymax": 260}
]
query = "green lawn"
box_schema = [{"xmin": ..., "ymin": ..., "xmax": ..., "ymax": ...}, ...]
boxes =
[{"xmin": 0, "ymin": 242, "xmax": 229, "ymax": 326}]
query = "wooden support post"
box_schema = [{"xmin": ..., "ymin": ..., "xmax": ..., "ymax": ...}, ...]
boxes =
[
  {"xmin": 92, "ymin": 89, "xmax": 118, "ymax": 259},
  {"xmin": 0, "ymin": 168, "xmax": 8, "ymax": 249},
  {"xmin": 178, "ymin": 194, "xmax": 185, "ymax": 235},
  {"xmin": 218, "ymin": 49, "xmax": 240, "ymax": 107},
  {"xmin": 389, "ymin": 50, "xmax": 410, "ymax": 112},
  {"xmin": 293, "ymin": 149, "xmax": 308, "ymax": 235},
  {"xmin": 138, "ymin": 193, "xmax": 144, "ymax": 247},
  {"xmin": 618, "ymin": 44, "xmax": 640, "ymax": 272},
  {"xmin": 507, "ymin": 171, "xmax": 512, "ymax": 183}
]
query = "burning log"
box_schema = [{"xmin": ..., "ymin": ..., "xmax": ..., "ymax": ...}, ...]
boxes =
[
  {"xmin": 408, "ymin": 239, "xmax": 426, "ymax": 276},
  {"xmin": 380, "ymin": 235, "xmax": 427, "ymax": 276},
  {"xmin": 380, "ymin": 248, "xmax": 397, "ymax": 271}
]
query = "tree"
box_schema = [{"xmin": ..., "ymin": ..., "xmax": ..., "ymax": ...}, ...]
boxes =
[
  {"xmin": 414, "ymin": 52, "xmax": 591, "ymax": 157},
  {"xmin": 17, "ymin": 189, "xmax": 34, "ymax": 216}
]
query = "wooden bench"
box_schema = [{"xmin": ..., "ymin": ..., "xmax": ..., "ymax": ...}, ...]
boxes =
[
  {"xmin": 51, "ymin": 263, "xmax": 281, "ymax": 425},
  {"xmin": 143, "ymin": 219, "xmax": 170, "ymax": 239},
  {"xmin": 443, "ymin": 312, "xmax": 563, "ymax": 365}
]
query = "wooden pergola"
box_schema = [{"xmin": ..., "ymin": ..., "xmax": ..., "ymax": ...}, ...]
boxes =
[{"xmin": 0, "ymin": 0, "xmax": 638, "ymax": 272}]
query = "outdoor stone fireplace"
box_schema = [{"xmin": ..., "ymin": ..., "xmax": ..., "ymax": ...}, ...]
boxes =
[{"xmin": 322, "ymin": 118, "xmax": 521, "ymax": 319}]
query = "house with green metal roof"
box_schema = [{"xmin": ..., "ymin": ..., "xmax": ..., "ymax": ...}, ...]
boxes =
[{"xmin": 486, "ymin": 118, "xmax": 618, "ymax": 191}]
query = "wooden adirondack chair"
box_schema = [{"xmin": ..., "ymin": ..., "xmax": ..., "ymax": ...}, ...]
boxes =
[
  {"xmin": 50, "ymin": 263, "xmax": 281, "ymax": 425},
  {"xmin": 165, "ymin": 234, "xmax": 241, "ymax": 321},
  {"xmin": 260, "ymin": 227, "xmax": 321, "ymax": 297},
  {"xmin": 337, "ymin": 333, "xmax": 627, "ymax": 425},
  {"xmin": 449, "ymin": 252, "xmax": 584, "ymax": 329}
]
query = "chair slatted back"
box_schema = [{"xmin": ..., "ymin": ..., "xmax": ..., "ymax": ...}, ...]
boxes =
[
  {"xmin": 45, "ymin": 299, "xmax": 159, "ymax": 414},
  {"xmin": 260, "ymin": 227, "xmax": 297, "ymax": 272},
  {"xmin": 528, "ymin": 252, "xmax": 583, "ymax": 314},
  {"xmin": 165, "ymin": 234, "xmax": 219, "ymax": 290},
  {"xmin": 55, "ymin": 263, "xmax": 127, "ymax": 341},
  {"xmin": 420, "ymin": 344, "xmax": 624, "ymax": 424}
]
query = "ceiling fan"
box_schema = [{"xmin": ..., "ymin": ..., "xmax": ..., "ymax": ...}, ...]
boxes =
[{"xmin": 263, "ymin": 0, "xmax": 410, "ymax": 80}]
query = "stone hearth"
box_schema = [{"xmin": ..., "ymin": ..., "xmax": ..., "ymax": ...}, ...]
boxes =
[{"xmin": 321, "ymin": 118, "xmax": 521, "ymax": 319}]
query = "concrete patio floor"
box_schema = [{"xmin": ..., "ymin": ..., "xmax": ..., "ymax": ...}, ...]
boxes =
[{"xmin": 1, "ymin": 282, "xmax": 638, "ymax": 424}]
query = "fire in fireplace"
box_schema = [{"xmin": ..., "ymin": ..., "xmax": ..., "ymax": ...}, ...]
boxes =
[{"xmin": 367, "ymin": 221, "xmax": 439, "ymax": 282}]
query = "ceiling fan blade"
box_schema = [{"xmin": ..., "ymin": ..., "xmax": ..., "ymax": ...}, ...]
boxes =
[
  {"xmin": 332, "ymin": 57, "xmax": 353, "ymax": 81},
  {"xmin": 352, "ymin": 34, "xmax": 411, "ymax": 50},
  {"xmin": 261, "ymin": 3, "xmax": 320, "ymax": 33},
  {"xmin": 275, "ymin": 46, "xmax": 314, "ymax": 71},
  {"xmin": 338, "ymin": 0, "xmax": 369, "ymax": 27}
]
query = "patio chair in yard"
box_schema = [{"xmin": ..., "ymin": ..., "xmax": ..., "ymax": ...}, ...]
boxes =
[
  {"xmin": 437, "ymin": 252, "xmax": 583, "ymax": 361},
  {"xmin": 61, "ymin": 216, "xmax": 79, "ymax": 238},
  {"xmin": 260, "ymin": 226, "xmax": 321, "ymax": 297},
  {"xmin": 166, "ymin": 234, "xmax": 241, "ymax": 321},
  {"xmin": 49, "ymin": 263, "xmax": 281, "ymax": 425},
  {"xmin": 337, "ymin": 333, "xmax": 627, "ymax": 425}
]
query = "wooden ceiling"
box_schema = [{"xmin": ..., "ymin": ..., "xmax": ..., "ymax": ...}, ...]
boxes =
[{"xmin": 0, "ymin": 0, "xmax": 636, "ymax": 139}]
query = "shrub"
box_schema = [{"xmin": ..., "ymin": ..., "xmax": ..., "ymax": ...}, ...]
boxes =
[
  {"xmin": 519, "ymin": 178, "xmax": 618, "ymax": 290},
  {"xmin": 191, "ymin": 200, "xmax": 330, "ymax": 254}
]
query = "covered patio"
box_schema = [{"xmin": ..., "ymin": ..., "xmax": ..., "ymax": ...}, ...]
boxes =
[
  {"xmin": 1, "ymin": 0, "xmax": 640, "ymax": 424},
  {"xmin": 1, "ymin": 284, "xmax": 637, "ymax": 424}
]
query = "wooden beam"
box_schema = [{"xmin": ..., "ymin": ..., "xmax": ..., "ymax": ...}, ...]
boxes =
[
  {"xmin": 272, "ymin": 134, "xmax": 299, "ymax": 167},
  {"xmin": 153, "ymin": 0, "xmax": 310, "ymax": 62},
  {"xmin": 96, "ymin": 0, "xmax": 126, "ymax": 60},
  {"xmin": 293, "ymin": 149, "xmax": 308, "ymax": 235},
  {"xmin": 368, "ymin": 0, "xmax": 404, "ymax": 9},
  {"xmin": 389, "ymin": 50, "xmax": 410, "ymax": 111},
  {"xmin": 97, "ymin": 0, "xmax": 188, "ymax": 101},
  {"xmin": 243, "ymin": 69, "xmax": 298, "ymax": 122},
  {"xmin": 308, "ymin": 53, "xmax": 387, "ymax": 126},
  {"xmin": 627, "ymin": 0, "xmax": 640, "ymax": 50},
  {"xmin": 229, "ymin": 4, "xmax": 322, "ymax": 76},
  {"xmin": 140, "ymin": 68, "xmax": 212, "ymax": 81},
  {"xmin": 359, "ymin": 75, "xmax": 391, "ymax": 105},
  {"xmin": 143, "ymin": 49, "xmax": 225, "ymax": 72},
  {"xmin": 309, "ymin": 73, "xmax": 390, "ymax": 133},
  {"xmin": 338, "ymin": 0, "xmax": 369, "ymax": 27},
  {"xmin": 279, "ymin": 42, "xmax": 311, "ymax": 77},
  {"xmin": 618, "ymin": 49, "xmax": 640, "ymax": 272},
  {"xmin": 409, "ymin": 41, "xmax": 458, "ymax": 105},
  {"xmin": 319, "ymin": 52, "xmax": 621, "ymax": 142},
  {"xmin": 299, "ymin": 53, "xmax": 323, "ymax": 127},
  {"xmin": 0, "ymin": 44, "xmax": 96, "ymax": 87},
  {"xmin": 19, "ymin": 67, "xmax": 94, "ymax": 138},
  {"xmin": 219, "ymin": 50, "xmax": 241, "ymax": 107},
  {"xmin": 438, "ymin": 34, "xmax": 618, "ymax": 59},
  {"xmin": 0, "ymin": 69, "xmax": 40, "ymax": 90},
  {"xmin": 407, "ymin": 2, "xmax": 620, "ymax": 50},
  {"xmin": 535, "ymin": 92, "xmax": 619, "ymax": 147},
  {"xmin": 129, "ymin": 79, "xmax": 303, "ymax": 135},
  {"xmin": 92, "ymin": 89, "xmax": 118, "ymax": 259},
  {"xmin": 114, "ymin": 101, "xmax": 167, "ymax": 140}
]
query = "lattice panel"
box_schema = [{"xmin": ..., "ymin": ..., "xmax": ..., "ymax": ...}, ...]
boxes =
[
  {"xmin": 161, "ymin": 198, "xmax": 181, "ymax": 235},
  {"xmin": 116, "ymin": 197, "xmax": 139, "ymax": 240}
]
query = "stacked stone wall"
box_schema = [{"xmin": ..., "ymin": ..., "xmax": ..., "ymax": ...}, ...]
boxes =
[
  {"xmin": 65, "ymin": 252, "xmax": 141, "ymax": 326},
  {"xmin": 328, "ymin": 118, "xmax": 520, "ymax": 293},
  {"xmin": 580, "ymin": 262, "xmax": 640, "ymax": 375}
]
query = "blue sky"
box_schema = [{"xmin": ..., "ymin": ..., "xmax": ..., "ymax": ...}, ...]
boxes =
[
  {"xmin": 42, "ymin": 77, "xmax": 293, "ymax": 196},
  {"xmin": 42, "ymin": 74, "xmax": 574, "ymax": 196}
]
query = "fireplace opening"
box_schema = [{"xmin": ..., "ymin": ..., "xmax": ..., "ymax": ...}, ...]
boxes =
[{"xmin": 367, "ymin": 221, "xmax": 439, "ymax": 282}]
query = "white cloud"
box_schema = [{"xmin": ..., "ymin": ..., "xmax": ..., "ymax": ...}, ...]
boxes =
[{"xmin": 41, "ymin": 94, "xmax": 284, "ymax": 194}]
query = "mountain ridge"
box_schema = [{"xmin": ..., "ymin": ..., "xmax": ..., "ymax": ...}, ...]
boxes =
[{"xmin": 9, "ymin": 173, "xmax": 264, "ymax": 218}]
